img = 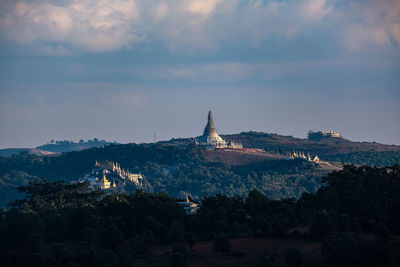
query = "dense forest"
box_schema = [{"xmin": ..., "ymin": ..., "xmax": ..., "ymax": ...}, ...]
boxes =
[
  {"xmin": 0, "ymin": 165, "xmax": 399, "ymax": 266},
  {"xmin": 0, "ymin": 143, "xmax": 329, "ymax": 207},
  {"xmin": 324, "ymin": 151, "xmax": 400, "ymax": 167}
]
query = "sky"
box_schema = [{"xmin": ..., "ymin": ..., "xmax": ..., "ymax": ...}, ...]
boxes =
[{"xmin": 0, "ymin": 0, "xmax": 399, "ymax": 148}]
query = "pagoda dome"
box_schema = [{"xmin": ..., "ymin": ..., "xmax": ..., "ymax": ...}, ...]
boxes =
[{"xmin": 197, "ymin": 111, "xmax": 227, "ymax": 148}]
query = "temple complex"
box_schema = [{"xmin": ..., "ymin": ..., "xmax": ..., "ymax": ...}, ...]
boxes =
[
  {"xmin": 196, "ymin": 111, "xmax": 242, "ymax": 149},
  {"xmin": 80, "ymin": 161, "xmax": 146, "ymax": 190}
]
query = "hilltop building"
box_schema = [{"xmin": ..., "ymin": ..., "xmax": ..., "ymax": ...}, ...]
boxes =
[
  {"xmin": 196, "ymin": 111, "xmax": 243, "ymax": 149},
  {"xmin": 286, "ymin": 151, "xmax": 320, "ymax": 163},
  {"xmin": 227, "ymin": 140, "xmax": 243, "ymax": 149},
  {"xmin": 308, "ymin": 129, "xmax": 342, "ymax": 140}
]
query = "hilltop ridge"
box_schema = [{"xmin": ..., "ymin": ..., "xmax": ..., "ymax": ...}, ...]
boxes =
[
  {"xmin": 0, "ymin": 138, "xmax": 116, "ymax": 157},
  {"xmin": 222, "ymin": 131, "xmax": 399, "ymax": 155}
]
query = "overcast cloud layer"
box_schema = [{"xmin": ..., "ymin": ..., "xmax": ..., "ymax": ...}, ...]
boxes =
[
  {"xmin": 0, "ymin": 0, "xmax": 399, "ymax": 147},
  {"xmin": 1, "ymin": 0, "xmax": 400, "ymax": 53}
]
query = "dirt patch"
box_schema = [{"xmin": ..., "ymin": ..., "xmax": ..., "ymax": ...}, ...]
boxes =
[{"xmin": 204, "ymin": 149, "xmax": 285, "ymax": 166}]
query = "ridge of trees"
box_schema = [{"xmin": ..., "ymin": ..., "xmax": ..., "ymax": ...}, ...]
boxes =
[
  {"xmin": 0, "ymin": 164, "xmax": 399, "ymax": 266},
  {"xmin": 0, "ymin": 143, "xmax": 327, "ymax": 207}
]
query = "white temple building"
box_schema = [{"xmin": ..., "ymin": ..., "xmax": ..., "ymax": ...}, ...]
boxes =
[{"xmin": 196, "ymin": 111, "xmax": 242, "ymax": 149}]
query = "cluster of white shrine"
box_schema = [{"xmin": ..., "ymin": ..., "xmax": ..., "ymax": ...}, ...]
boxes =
[
  {"xmin": 286, "ymin": 151, "xmax": 320, "ymax": 163},
  {"xmin": 80, "ymin": 161, "xmax": 145, "ymax": 190}
]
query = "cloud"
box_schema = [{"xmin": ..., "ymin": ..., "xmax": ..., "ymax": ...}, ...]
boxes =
[
  {"xmin": 0, "ymin": 0, "xmax": 140, "ymax": 52},
  {"xmin": 155, "ymin": 61, "xmax": 346, "ymax": 83},
  {"xmin": 109, "ymin": 91, "xmax": 150, "ymax": 108},
  {"xmin": 152, "ymin": 2, "xmax": 169, "ymax": 20},
  {"xmin": 300, "ymin": 0, "xmax": 333, "ymax": 22},
  {"xmin": 66, "ymin": 64, "xmax": 87, "ymax": 77},
  {"xmin": 342, "ymin": 0, "xmax": 400, "ymax": 50},
  {"xmin": 187, "ymin": 0, "xmax": 222, "ymax": 16},
  {"xmin": 0, "ymin": 0, "xmax": 399, "ymax": 54}
]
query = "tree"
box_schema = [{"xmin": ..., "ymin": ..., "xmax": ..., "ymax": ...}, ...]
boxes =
[
  {"xmin": 184, "ymin": 232, "xmax": 197, "ymax": 252},
  {"xmin": 100, "ymin": 225, "xmax": 125, "ymax": 250},
  {"xmin": 10, "ymin": 178, "xmax": 103, "ymax": 214},
  {"xmin": 309, "ymin": 211, "xmax": 334, "ymax": 238},
  {"xmin": 213, "ymin": 234, "xmax": 231, "ymax": 256},
  {"xmin": 374, "ymin": 223, "xmax": 391, "ymax": 240},
  {"xmin": 168, "ymin": 220, "xmax": 185, "ymax": 243},
  {"xmin": 170, "ymin": 252, "xmax": 186, "ymax": 267},
  {"xmin": 25, "ymin": 233, "xmax": 43, "ymax": 252},
  {"xmin": 285, "ymin": 248, "xmax": 304, "ymax": 267},
  {"xmin": 246, "ymin": 189, "xmax": 269, "ymax": 216}
]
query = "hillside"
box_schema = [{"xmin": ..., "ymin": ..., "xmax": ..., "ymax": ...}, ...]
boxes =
[
  {"xmin": 1, "ymin": 132, "xmax": 399, "ymax": 208},
  {"xmin": 222, "ymin": 131, "xmax": 400, "ymax": 156},
  {"xmin": 0, "ymin": 138, "xmax": 116, "ymax": 157},
  {"xmin": 36, "ymin": 138, "xmax": 115, "ymax": 153},
  {"xmin": 0, "ymin": 143, "xmax": 329, "ymax": 207},
  {"xmin": 204, "ymin": 149, "xmax": 339, "ymax": 170},
  {"xmin": 220, "ymin": 132, "xmax": 400, "ymax": 166},
  {"xmin": 165, "ymin": 131, "xmax": 400, "ymax": 166}
]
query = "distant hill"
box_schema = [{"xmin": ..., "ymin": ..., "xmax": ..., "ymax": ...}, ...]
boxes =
[
  {"xmin": 221, "ymin": 131, "xmax": 400, "ymax": 156},
  {"xmin": 220, "ymin": 131, "xmax": 400, "ymax": 166},
  {"xmin": 0, "ymin": 142, "xmax": 331, "ymax": 207},
  {"xmin": 1, "ymin": 132, "xmax": 399, "ymax": 208},
  {"xmin": 0, "ymin": 148, "xmax": 31, "ymax": 157},
  {"xmin": 0, "ymin": 138, "xmax": 116, "ymax": 157},
  {"xmin": 36, "ymin": 138, "xmax": 116, "ymax": 152},
  {"xmin": 164, "ymin": 131, "xmax": 400, "ymax": 166}
]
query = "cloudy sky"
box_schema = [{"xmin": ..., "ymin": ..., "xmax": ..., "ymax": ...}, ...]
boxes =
[{"xmin": 0, "ymin": 0, "xmax": 399, "ymax": 148}]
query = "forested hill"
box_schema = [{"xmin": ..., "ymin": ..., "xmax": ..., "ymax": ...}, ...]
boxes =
[
  {"xmin": 1, "ymin": 134, "xmax": 400, "ymax": 208},
  {"xmin": 36, "ymin": 138, "xmax": 115, "ymax": 152},
  {"xmin": 0, "ymin": 143, "xmax": 328, "ymax": 207}
]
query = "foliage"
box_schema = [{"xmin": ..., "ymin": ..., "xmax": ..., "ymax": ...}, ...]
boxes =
[
  {"xmin": 10, "ymin": 178, "xmax": 104, "ymax": 214},
  {"xmin": 0, "ymin": 165, "xmax": 399, "ymax": 266},
  {"xmin": 303, "ymin": 164, "xmax": 400, "ymax": 234},
  {"xmin": 285, "ymin": 248, "xmax": 304, "ymax": 267},
  {"xmin": 36, "ymin": 138, "xmax": 113, "ymax": 153},
  {"xmin": 325, "ymin": 151, "xmax": 400, "ymax": 167},
  {"xmin": 213, "ymin": 234, "xmax": 231, "ymax": 255},
  {"xmin": 0, "ymin": 143, "xmax": 325, "ymax": 208}
]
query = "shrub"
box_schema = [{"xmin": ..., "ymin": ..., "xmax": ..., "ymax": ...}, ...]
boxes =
[
  {"xmin": 25, "ymin": 233, "xmax": 42, "ymax": 252},
  {"xmin": 285, "ymin": 248, "xmax": 304, "ymax": 267},
  {"xmin": 213, "ymin": 234, "xmax": 231, "ymax": 256},
  {"xmin": 170, "ymin": 252, "xmax": 186, "ymax": 267}
]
